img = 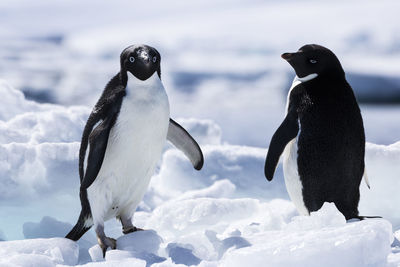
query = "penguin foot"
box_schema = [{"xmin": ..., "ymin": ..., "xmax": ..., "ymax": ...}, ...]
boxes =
[
  {"xmin": 99, "ymin": 236, "xmax": 117, "ymax": 258},
  {"xmin": 123, "ymin": 226, "xmax": 143, "ymax": 234}
]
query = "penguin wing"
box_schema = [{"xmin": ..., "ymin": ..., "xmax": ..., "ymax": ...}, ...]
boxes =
[
  {"xmin": 81, "ymin": 116, "xmax": 115, "ymax": 189},
  {"xmin": 79, "ymin": 75, "xmax": 125, "ymax": 189},
  {"xmin": 167, "ymin": 118, "xmax": 204, "ymax": 170},
  {"xmin": 264, "ymin": 86, "xmax": 303, "ymax": 181}
]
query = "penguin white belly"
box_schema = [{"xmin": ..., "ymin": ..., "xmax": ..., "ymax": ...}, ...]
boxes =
[
  {"xmin": 282, "ymin": 138, "xmax": 309, "ymax": 215},
  {"xmin": 87, "ymin": 73, "xmax": 169, "ymax": 223}
]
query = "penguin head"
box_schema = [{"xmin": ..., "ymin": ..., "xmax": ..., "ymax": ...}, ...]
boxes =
[
  {"xmin": 281, "ymin": 44, "xmax": 344, "ymax": 79},
  {"xmin": 120, "ymin": 44, "xmax": 161, "ymax": 81}
]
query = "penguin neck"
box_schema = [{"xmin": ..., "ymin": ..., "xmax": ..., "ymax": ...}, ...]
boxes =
[
  {"xmin": 288, "ymin": 73, "xmax": 318, "ymax": 95},
  {"xmin": 295, "ymin": 73, "xmax": 318, "ymax": 83},
  {"xmin": 126, "ymin": 72, "xmax": 164, "ymax": 99}
]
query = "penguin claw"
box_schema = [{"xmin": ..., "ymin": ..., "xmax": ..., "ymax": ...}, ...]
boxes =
[
  {"xmin": 123, "ymin": 226, "xmax": 143, "ymax": 234},
  {"xmin": 100, "ymin": 237, "xmax": 117, "ymax": 258}
]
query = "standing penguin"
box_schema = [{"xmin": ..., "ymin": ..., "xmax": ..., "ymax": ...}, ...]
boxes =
[
  {"xmin": 66, "ymin": 45, "xmax": 204, "ymax": 256},
  {"xmin": 264, "ymin": 44, "xmax": 368, "ymax": 220}
]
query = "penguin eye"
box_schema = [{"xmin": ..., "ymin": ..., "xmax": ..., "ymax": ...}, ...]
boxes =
[
  {"xmin": 129, "ymin": 56, "xmax": 135, "ymax": 63},
  {"xmin": 309, "ymin": 59, "xmax": 317, "ymax": 64},
  {"xmin": 152, "ymin": 56, "xmax": 157, "ymax": 63}
]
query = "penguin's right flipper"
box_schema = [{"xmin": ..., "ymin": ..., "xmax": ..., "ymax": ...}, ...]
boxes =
[
  {"xmin": 81, "ymin": 116, "xmax": 115, "ymax": 189},
  {"xmin": 167, "ymin": 118, "xmax": 204, "ymax": 170},
  {"xmin": 264, "ymin": 112, "xmax": 299, "ymax": 181},
  {"xmin": 78, "ymin": 76, "xmax": 126, "ymax": 186},
  {"xmin": 264, "ymin": 85, "xmax": 303, "ymax": 181},
  {"xmin": 66, "ymin": 189, "xmax": 93, "ymax": 241}
]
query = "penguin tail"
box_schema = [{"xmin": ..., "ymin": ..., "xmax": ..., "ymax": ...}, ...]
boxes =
[{"xmin": 65, "ymin": 211, "xmax": 93, "ymax": 241}]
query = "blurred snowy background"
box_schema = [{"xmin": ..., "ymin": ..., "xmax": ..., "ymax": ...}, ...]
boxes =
[{"xmin": 0, "ymin": 0, "xmax": 400, "ymax": 266}]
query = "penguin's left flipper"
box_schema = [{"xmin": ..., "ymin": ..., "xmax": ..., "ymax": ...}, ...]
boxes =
[
  {"xmin": 81, "ymin": 116, "xmax": 115, "ymax": 189},
  {"xmin": 167, "ymin": 118, "xmax": 204, "ymax": 170}
]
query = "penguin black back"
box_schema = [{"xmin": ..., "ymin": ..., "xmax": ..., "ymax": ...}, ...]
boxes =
[
  {"xmin": 296, "ymin": 70, "xmax": 365, "ymax": 219},
  {"xmin": 265, "ymin": 44, "xmax": 366, "ymax": 220}
]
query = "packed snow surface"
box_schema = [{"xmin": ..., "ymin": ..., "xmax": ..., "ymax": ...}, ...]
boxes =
[{"xmin": 1, "ymin": 80, "xmax": 400, "ymax": 266}]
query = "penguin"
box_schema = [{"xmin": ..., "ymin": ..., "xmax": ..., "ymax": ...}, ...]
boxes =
[
  {"xmin": 65, "ymin": 44, "xmax": 204, "ymax": 257},
  {"xmin": 264, "ymin": 44, "xmax": 369, "ymax": 220}
]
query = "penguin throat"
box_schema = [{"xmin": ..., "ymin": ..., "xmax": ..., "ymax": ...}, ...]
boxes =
[
  {"xmin": 127, "ymin": 71, "xmax": 160, "ymax": 88},
  {"xmin": 296, "ymin": 73, "xmax": 318, "ymax": 82},
  {"xmin": 126, "ymin": 72, "xmax": 163, "ymax": 99}
]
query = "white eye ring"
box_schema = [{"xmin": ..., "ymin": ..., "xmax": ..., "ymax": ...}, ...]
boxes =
[
  {"xmin": 152, "ymin": 56, "xmax": 157, "ymax": 63},
  {"xmin": 129, "ymin": 56, "xmax": 135, "ymax": 63},
  {"xmin": 309, "ymin": 59, "xmax": 317, "ymax": 64}
]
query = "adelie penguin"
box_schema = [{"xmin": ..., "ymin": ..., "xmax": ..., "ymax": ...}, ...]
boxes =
[
  {"xmin": 264, "ymin": 44, "xmax": 377, "ymax": 220},
  {"xmin": 66, "ymin": 44, "xmax": 204, "ymax": 256}
]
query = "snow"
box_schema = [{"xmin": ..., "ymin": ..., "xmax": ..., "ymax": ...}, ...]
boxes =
[
  {"xmin": 219, "ymin": 204, "xmax": 393, "ymax": 267},
  {"xmin": 1, "ymin": 0, "xmax": 400, "ymax": 265},
  {"xmin": 1, "ymin": 70, "xmax": 400, "ymax": 266},
  {"xmin": 0, "ymin": 238, "xmax": 79, "ymax": 266}
]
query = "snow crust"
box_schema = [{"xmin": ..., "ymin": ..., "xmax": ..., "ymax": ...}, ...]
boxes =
[
  {"xmin": 0, "ymin": 238, "xmax": 79, "ymax": 266},
  {"xmin": 1, "ymin": 81, "xmax": 400, "ymax": 266}
]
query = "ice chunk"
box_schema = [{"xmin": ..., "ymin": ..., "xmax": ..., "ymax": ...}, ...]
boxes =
[
  {"xmin": 0, "ymin": 238, "xmax": 79, "ymax": 266},
  {"xmin": 89, "ymin": 230, "xmax": 165, "ymax": 266}
]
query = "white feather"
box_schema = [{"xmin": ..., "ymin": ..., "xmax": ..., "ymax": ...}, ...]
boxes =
[
  {"xmin": 87, "ymin": 72, "xmax": 170, "ymax": 225},
  {"xmin": 297, "ymin": 73, "xmax": 318, "ymax": 82},
  {"xmin": 282, "ymin": 74, "xmax": 317, "ymax": 215},
  {"xmin": 84, "ymin": 216, "xmax": 93, "ymax": 228},
  {"xmin": 363, "ymin": 168, "xmax": 370, "ymax": 189}
]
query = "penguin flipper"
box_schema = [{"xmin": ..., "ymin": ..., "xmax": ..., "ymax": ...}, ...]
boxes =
[
  {"xmin": 264, "ymin": 111, "xmax": 299, "ymax": 181},
  {"xmin": 167, "ymin": 118, "xmax": 204, "ymax": 170},
  {"xmin": 81, "ymin": 116, "xmax": 115, "ymax": 189}
]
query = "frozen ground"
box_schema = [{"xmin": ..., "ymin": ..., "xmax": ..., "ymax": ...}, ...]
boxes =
[
  {"xmin": 0, "ymin": 0, "xmax": 400, "ymax": 266},
  {"xmin": 1, "ymin": 81, "xmax": 400, "ymax": 266}
]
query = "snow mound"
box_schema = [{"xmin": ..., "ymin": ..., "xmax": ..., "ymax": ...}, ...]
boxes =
[
  {"xmin": 88, "ymin": 230, "xmax": 164, "ymax": 266},
  {"xmin": 0, "ymin": 238, "xmax": 79, "ymax": 266},
  {"xmin": 0, "ymin": 80, "xmax": 88, "ymax": 202},
  {"xmin": 220, "ymin": 203, "xmax": 393, "ymax": 267},
  {"xmin": 148, "ymin": 144, "xmax": 287, "ymax": 206}
]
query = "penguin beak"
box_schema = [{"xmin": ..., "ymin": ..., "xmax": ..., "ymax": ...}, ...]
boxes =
[{"xmin": 281, "ymin": 52, "xmax": 295, "ymax": 61}]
